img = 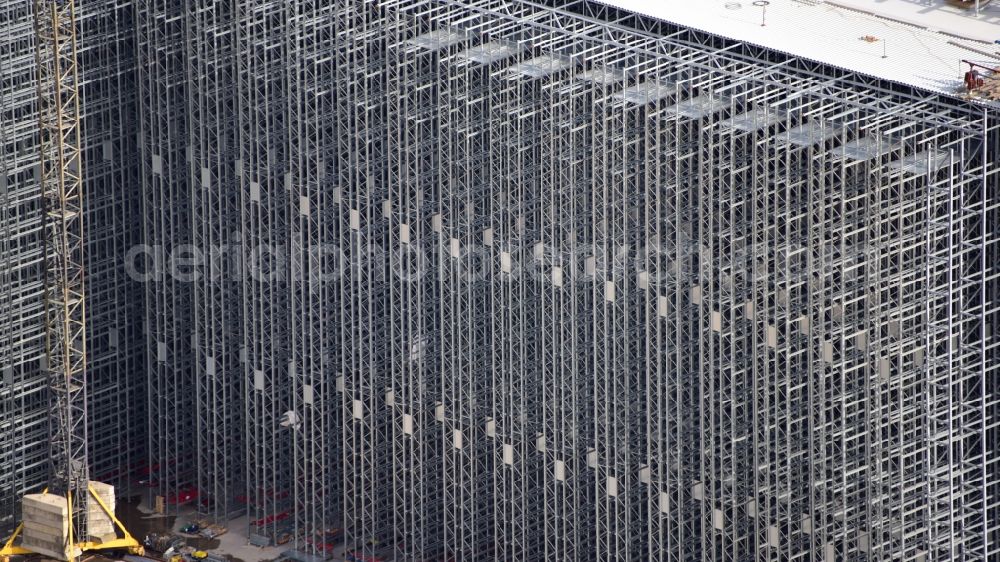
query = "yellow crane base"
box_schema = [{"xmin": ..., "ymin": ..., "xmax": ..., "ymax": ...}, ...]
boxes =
[{"xmin": 0, "ymin": 486, "xmax": 144, "ymax": 562}]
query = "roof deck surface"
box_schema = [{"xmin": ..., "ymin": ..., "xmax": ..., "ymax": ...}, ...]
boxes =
[{"xmin": 596, "ymin": 0, "xmax": 1000, "ymax": 97}]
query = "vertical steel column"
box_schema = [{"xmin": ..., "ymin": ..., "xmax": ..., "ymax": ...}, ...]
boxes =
[
  {"xmin": 79, "ymin": 0, "xmax": 145, "ymax": 487},
  {"xmin": 339, "ymin": 0, "xmax": 393, "ymax": 555},
  {"xmin": 235, "ymin": 0, "xmax": 293, "ymax": 541},
  {"xmin": 288, "ymin": 0, "xmax": 341, "ymax": 553},
  {"xmin": 188, "ymin": 0, "xmax": 244, "ymax": 524},
  {"xmin": 136, "ymin": 0, "xmax": 196, "ymax": 511}
]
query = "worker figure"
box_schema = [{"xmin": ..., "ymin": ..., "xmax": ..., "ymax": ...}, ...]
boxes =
[{"xmin": 966, "ymin": 68, "xmax": 984, "ymax": 91}]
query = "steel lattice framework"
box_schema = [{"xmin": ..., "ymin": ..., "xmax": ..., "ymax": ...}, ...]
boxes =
[
  {"xmin": 35, "ymin": 0, "xmax": 90, "ymax": 537},
  {"xmin": 2, "ymin": 0, "xmax": 998, "ymax": 560},
  {"xmin": 126, "ymin": 0, "xmax": 997, "ymax": 559},
  {"xmin": 2, "ymin": 0, "xmax": 143, "ymax": 530}
]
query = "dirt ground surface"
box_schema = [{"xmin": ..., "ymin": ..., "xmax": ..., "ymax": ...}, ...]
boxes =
[
  {"xmin": 116, "ymin": 496, "xmax": 176, "ymax": 543},
  {"xmin": 5, "ymin": 495, "xmax": 350, "ymax": 562},
  {"xmin": 125, "ymin": 496, "xmax": 349, "ymax": 562}
]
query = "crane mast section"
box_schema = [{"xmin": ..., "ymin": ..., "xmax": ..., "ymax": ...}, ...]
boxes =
[{"xmin": 35, "ymin": 0, "xmax": 90, "ymax": 531}]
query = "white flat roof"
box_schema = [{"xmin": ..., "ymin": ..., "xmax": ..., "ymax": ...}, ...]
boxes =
[{"xmin": 595, "ymin": 0, "xmax": 1000, "ymax": 97}]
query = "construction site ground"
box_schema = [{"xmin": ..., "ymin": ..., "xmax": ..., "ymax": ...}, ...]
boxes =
[{"xmin": 117, "ymin": 497, "xmax": 349, "ymax": 562}]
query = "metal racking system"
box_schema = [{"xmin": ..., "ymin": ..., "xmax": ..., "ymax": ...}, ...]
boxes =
[
  {"xmin": 336, "ymin": 1, "xmax": 392, "ymax": 550},
  {"xmin": 134, "ymin": 0, "xmax": 196, "ymax": 511},
  {"xmin": 133, "ymin": 0, "xmax": 350, "ymax": 541},
  {"xmin": 77, "ymin": 0, "xmax": 145, "ymax": 489},
  {"xmin": 1, "ymin": 0, "xmax": 997, "ymax": 560},
  {"xmin": 1, "ymin": 0, "xmax": 49, "ymax": 525},
  {"xmin": 1, "ymin": 0, "xmax": 144, "ymax": 528},
  {"xmin": 333, "ymin": 1, "xmax": 997, "ymax": 558}
]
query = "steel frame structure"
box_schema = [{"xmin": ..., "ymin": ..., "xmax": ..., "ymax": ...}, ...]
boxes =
[
  {"xmin": 341, "ymin": 1, "xmax": 997, "ymax": 559},
  {"xmin": 78, "ymin": 0, "xmax": 145, "ymax": 489},
  {"xmin": 34, "ymin": 0, "xmax": 91, "ymax": 539},
  {"xmin": 1, "ymin": 0, "xmax": 144, "ymax": 557},
  {"xmin": 1, "ymin": 0, "xmax": 143, "ymax": 529},
  {"xmin": 134, "ymin": 0, "xmax": 196, "ymax": 512},
  {"xmin": 3, "ymin": 0, "xmax": 998, "ymax": 560}
]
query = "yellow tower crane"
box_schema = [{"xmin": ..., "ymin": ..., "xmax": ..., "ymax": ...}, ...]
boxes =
[{"xmin": 0, "ymin": 2, "xmax": 142, "ymax": 561}]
